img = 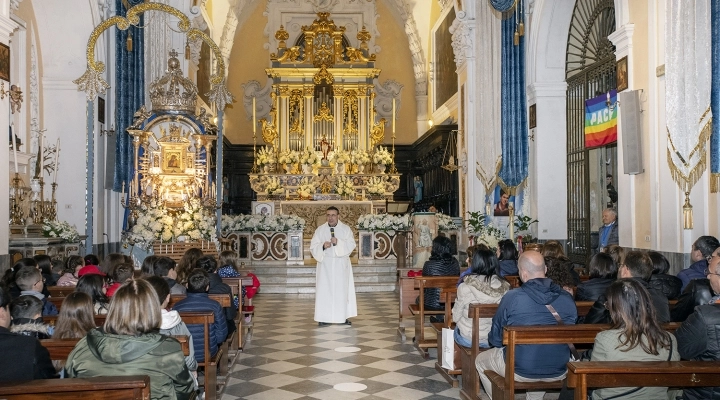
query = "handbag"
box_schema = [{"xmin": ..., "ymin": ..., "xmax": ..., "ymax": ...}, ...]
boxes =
[{"xmin": 441, "ymin": 327, "xmax": 455, "ymax": 370}]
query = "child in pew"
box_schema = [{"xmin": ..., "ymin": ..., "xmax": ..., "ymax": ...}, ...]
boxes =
[
  {"xmin": 52, "ymin": 292, "xmax": 96, "ymax": 375},
  {"xmin": 57, "ymin": 255, "xmax": 85, "ymax": 286},
  {"xmin": 10, "ymin": 295, "xmax": 53, "ymax": 339},
  {"xmin": 65, "ymin": 279, "xmax": 194, "ymax": 400},
  {"xmin": 197, "ymin": 255, "xmax": 237, "ymax": 335},
  {"xmin": 34, "ymin": 255, "xmax": 57, "ymax": 287},
  {"xmin": 589, "ymin": 279, "xmax": 679, "ymax": 400},
  {"xmin": 147, "ymin": 276, "xmax": 199, "ymax": 391},
  {"xmin": 106, "ymin": 263, "xmax": 134, "ymax": 297},
  {"xmin": 15, "ymin": 266, "xmax": 58, "ymax": 316},
  {"xmin": 154, "ymin": 257, "xmax": 187, "ymax": 295},
  {"xmin": 172, "ymin": 268, "xmax": 228, "ymax": 363},
  {"xmin": 75, "ymin": 274, "xmax": 110, "ymax": 315},
  {"xmin": 50, "ymin": 259, "xmax": 64, "ymax": 285},
  {"xmin": 218, "ymin": 250, "xmax": 247, "ymax": 309}
]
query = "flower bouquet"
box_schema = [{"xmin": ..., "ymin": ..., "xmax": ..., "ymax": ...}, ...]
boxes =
[
  {"xmin": 436, "ymin": 213, "xmax": 460, "ymax": 231},
  {"xmin": 352, "ymin": 149, "xmax": 370, "ymax": 173},
  {"xmin": 373, "ymin": 146, "xmax": 393, "ymax": 165},
  {"xmin": 255, "ymin": 146, "xmax": 276, "ymax": 170},
  {"xmin": 43, "ymin": 220, "xmax": 80, "ymax": 242},
  {"xmin": 221, "ymin": 214, "xmax": 306, "ymax": 233},
  {"xmin": 336, "ymin": 176, "xmax": 355, "ymax": 197},
  {"xmin": 299, "ymin": 147, "xmax": 321, "ymax": 173},
  {"xmin": 366, "ymin": 176, "xmax": 386, "ymax": 196},
  {"xmin": 278, "ymin": 150, "xmax": 299, "ymax": 164},
  {"xmin": 330, "ymin": 150, "xmax": 351, "ymax": 164},
  {"xmin": 356, "ymin": 213, "xmax": 409, "ymax": 232},
  {"xmin": 296, "ymin": 177, "xmax": 316, "ymax": 199},
  {"xmin": 265, "ymin": 176, "xmax": 284, "ymax": 196}
]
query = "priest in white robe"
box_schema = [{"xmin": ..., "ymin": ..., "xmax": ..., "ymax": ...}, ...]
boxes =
[{"xmin": 311, "ymin": 206, "xmax": 357, "ymax": 325}]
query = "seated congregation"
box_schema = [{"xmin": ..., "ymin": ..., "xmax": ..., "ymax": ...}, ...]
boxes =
[
  {"xmin": 422, "ymin": 235, "xmax": 720, "ymax": 400},
  {"xmin": 0, "ymin": 248, "xmax": 255, "ymax": 400}
]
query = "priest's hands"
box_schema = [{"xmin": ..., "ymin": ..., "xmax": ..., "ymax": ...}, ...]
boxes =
[
  {"xmin": 323, "ymin": 241, "xmax": 332, "ymax": 249},
  {"xmin": 330, "ymin": 237, "xmax": 337, "ymax": 246}
]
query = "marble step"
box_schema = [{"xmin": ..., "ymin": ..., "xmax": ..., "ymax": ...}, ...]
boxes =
[
  {"xmin": 252, "ymin": 265, "xmax": 396, "ymax": 275},
  {"xmin": 256, "ymin": 272, "xmax": 397, "ymax": 285},
  {"xmin": 260, "ymin": 281, "xmax": 396, "ymax": 294}
]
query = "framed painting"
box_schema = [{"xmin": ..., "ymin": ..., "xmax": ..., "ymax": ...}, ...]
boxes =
[
  {"xmin": 97, "ymin": 97, "xmax": 106, "ymax": 124},
  {"xmin": 529, "ymin": 103, "xmax": 537, "ymax": 129},
  {"xmin": 0, "ymin": 43, "xmax": 10, "ymax": 82},
  {"xmin": 161, "ymin": 144, "xmax": 185, "ymax": 174},
  {"xmin": 616, "ymin": 56, "xmax": 628, "ymax": 92},
  {"xmin": 253, "ymin": 202, "xmax": 274, "ymax": 216}
]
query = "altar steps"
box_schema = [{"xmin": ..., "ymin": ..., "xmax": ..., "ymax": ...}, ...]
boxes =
[{"xmin": 255, "ymin": 264, "xmax": 397, "ymax": 294}]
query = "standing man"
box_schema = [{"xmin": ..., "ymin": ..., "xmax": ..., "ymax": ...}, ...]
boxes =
[
  {"xmin": 311, "ymin": 206, "xmax": 357, "ymax": 326},
  {"xmin": 597, "ymin": 208, "xmax": 619, "ymax": 252}
]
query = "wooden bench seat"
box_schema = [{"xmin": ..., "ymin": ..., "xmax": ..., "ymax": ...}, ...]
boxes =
[
  {"xmin": 179, "ymin": 311, "xmax": 222, "ymax": 400},
  {"xmin": 221, "ymin": 276, "xmax": 254, "ymax": 354},
  {"xmin": 411, "ymin": 276, "xmax": 460, "ymax": 358},
  {"xmin": 47, "ymin": 286, "xmax": 75, "ymax": 298},
  {"xmin": 0, "ymin": 375, "xmax": 151, "ymax": 400},
  {"xmin": 567, "ymin": 360, "xmax": 720, "ymax": 400},
  {"xmin": 41, "ymin": 336, "xmax": 190, "ymax": 361}
]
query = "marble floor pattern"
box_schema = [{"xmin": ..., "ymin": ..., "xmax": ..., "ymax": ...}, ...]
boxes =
[{"xmin": 221, "ymin": 292, "xmax": 463, "ymax": 400}]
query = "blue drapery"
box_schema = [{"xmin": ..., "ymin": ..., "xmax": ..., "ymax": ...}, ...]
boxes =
[
  {"xmin": 498, "ymin": 10, "xmax": 528, "ymax": 191},
  {"xmin": 490, "ymin": 0, "xmax": 517, "ymax": 13},
  {"xmin": 711, "ymin": 0, "xmax": 720, "ymax": 192},
  {"xmin": 114, "ymin": 0, "xmax": 144, "ymax": 192}
]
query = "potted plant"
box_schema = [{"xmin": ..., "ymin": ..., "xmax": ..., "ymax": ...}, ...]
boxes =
[
  {"xmin": 255, "ymin": 146, "xmax": 277, "ymax": 173},
  {"xmin": 351, "ymin": 149, "xmax": 370, "ymax": 173},
  {"xmin": 299, "ymin": 147, "xmax": 320, "ymax": 174},
  {"xmin": 372, "ymin": 146, "xmax": 392, "ymax": 173}
]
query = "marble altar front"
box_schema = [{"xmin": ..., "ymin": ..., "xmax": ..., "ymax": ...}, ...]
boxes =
[{"xmin": 277, "ymin": 200, "xmax": 382, "ymax": 238}]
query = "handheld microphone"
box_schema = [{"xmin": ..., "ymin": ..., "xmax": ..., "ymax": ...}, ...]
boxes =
[{"xmin": 330, "ymin": 227, "xmax": 336, "ymax": 245}]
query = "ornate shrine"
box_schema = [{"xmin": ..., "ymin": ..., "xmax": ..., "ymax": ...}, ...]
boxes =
[{"xmin": 249, "ymin": 12, "xmax": 401, "ymax": 202}]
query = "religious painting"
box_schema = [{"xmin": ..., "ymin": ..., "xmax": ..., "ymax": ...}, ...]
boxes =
[
  {"xmin": 616, "ymin": 56, "xmax": 628, "ymax": 92},
  {"xmin": 493, "ymin": 185, "xmax": 513, "ymax": 217},
  {"xmin": 433, "ymin": 7, "xmax": 458, "ymax": 110},
  {"xmin": 161, "ymin": 144, "xmax": 185, "ymax": 174},
  {"xmin": 253, "ymin": 201, "xmax": 274, "ymax": 216},
  {"xmin": 529, "ymin": 103, "xmax": 537, "ymax": 129},
  {"xmin": 0, "ymin": 43, "xmax": 9, "ymax": 82},
  {"xmin": 98, "ymin": 97, "xmax": 106, "ymax": 124},
  {"xmin": 411, "ymin": 213, "xmax": 438, "ymax": 269}
]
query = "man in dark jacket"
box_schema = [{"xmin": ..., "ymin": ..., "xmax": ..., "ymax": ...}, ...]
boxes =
[
  {"xmin": 672, "ymin": 243, "xmax": 720, "ymax": 322},
  {"xmin": 678, "ymin": 235, "xmax": 720, "ymax": 291},
  {"xmin": 172, "ymin": 269, "xmax": 227, "ymax": 363},
  {"xmin": 0, "ymin": 284, "xmax": 56, "ymax": 382},
  {"xmin": 583, "ymin": 251, "xmax": 670, "ymax": 324},
  {"xmin": 154, "ymin": 256, "xmax": 187, "ymax": 295},
  {"xmin": 475, "ymin": 251, "xmax": 577, "ymax": 400},
  {"xmin": 196, "ymin": 255, "xmax": 237, "ymax": 334},
  {"xmin": 675, "ymin": 302, "xmax": 720, "ymax": 400}
]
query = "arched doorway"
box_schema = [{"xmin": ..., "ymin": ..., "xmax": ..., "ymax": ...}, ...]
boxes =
[{"xmin": 565, "ymin": 0, "xmax": 617, "ymax": 264}]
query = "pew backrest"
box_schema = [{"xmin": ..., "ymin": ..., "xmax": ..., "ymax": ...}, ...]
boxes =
[
  {"xmin": 169, "ymin": 293, "xmax": 231, "ymax": 309},
  {"xmin": 0, "ymin": 375, "xmax": 151, "ymax": 400}
]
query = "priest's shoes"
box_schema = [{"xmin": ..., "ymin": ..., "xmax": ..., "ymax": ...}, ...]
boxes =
[
  {"xmin": 318, "ymin": 322, "xmax": 331, "ymax": 327},
  {"xmin": 345, "ymin": 319, "xmax": 352, "ymax": 326}
]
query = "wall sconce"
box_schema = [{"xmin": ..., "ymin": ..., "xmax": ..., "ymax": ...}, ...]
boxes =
[
  {"xmin": 100, "ymin": 124, "xmax": 115, "ymax": 137},
  {"xmin": 606, "ymin": 92, "xmax": 620, "ymax": 112},
  {"xmin": 428, "ymin": 119, "xmax": 434, "ymax": 127}
]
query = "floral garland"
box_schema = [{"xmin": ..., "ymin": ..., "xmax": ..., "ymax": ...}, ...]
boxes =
[
  {"xmin": 356, "ymin": 213, "xmax": 409, "ymax": 232},
  {"xmin": 436, "ymin": 213, "xmax": 460, "ymax": 231},
  {"xmin": 42, "ymin": 220, "xmax": 80, "ymax": 242},
  {"xmin": 264, "ymin": 176, "xmax": 284, "ymax": 195},
  {"xmin": 278, "ymin": 150, "xmax": 299, "ymax": 164},
  {"xmin": 336, "ymin": 176, "xmax": 354, "ymax": 196},
  {"xmin": 255, "ymin": 146, "xmax": 276, "ymax": 166},
  {"xmin": 296, "ymin": 177, "xmax": 316, "ymax": 198},
  {"xmin": 373, "ymin": 146, "xmax": 392, "ymax": 165},
  {"xmin": 125, "ymin": 199, "xmax": 218, "ymax": 249},
  {"xmin": 330, "ymin": 149, "xmax": 351, "ymax": 164},
  {"xmin": 366, "ymin": 176, "xmax": 386, "ymax": 195},
  {"xmin": 221, "ymin": 214, "xmax": 306, "ymax": 232},
  {"xmin": 299, "ymin": 147, "xmax": 321, "ymax": 166},
  {"xmin": 351, "ymin": 149, "xmax": 370, "ymax": 164}
]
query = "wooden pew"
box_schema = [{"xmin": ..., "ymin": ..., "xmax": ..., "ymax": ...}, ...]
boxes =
[
  {"xmin": 567, "ymin": 360, "xmax": 720, "ymax": 400},
  {"xmin": 409, "ymin": 276, "xmax": 460, "ymax": 358},
  {"xmin": 152, "ymin": 241, "xmax": 223, "ymax": 263},
  {"xmin": 483, "ymin": 323, "xmax": 681, "ymax": 400},
  {"xmin": 504, "ymin": 275, "xmax": 591, "ymax": 288},
  {"xmin": 0, "ymin": 375, "xmax": 151, "ymax": 400},
  {"xmin": 41, "ymin": 336, "xmax": 190, "ymax": 360},
  {"xmin": 43, "ymin": 314, "xmax": 107, "ymax": 327},
  {"xmin": 221, "ymin": 276, "xmax": 254, "ymax": 353},
  {"xmin": 180, "ymin": 311, "xmax": 222, "ymax": 400},
  {"xmin": 47, "ymin": 286, "xmax": 75, "ymax": 298}
]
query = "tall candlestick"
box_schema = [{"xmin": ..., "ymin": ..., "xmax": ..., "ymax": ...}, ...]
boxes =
[
  {"xmin": 53, "ymin": 138, "xmax": 60, "ymax": 183},
  {"xmin": 11, "ymin": 122, "xmax": 18, "ymax": 173},
  {"xmin": 392, "ymin": 98, "xmax": 396, "ymax": 134},
  {"xmin": 35, "ymin": 132, "xmax": 43, "ymax": 179},
  {"xmin": 252, "ymin": 97, "xmax": 256, "ymax": 133}
]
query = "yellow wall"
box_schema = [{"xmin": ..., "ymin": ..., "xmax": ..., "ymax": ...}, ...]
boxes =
[{"xmin": 224, "ymin": 1, "xmax": 419, "ymax": 144}]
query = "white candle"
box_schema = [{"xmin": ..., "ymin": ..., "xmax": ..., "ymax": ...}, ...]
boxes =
[
  {"xmin": 53, "ymin": 138, "xmax": 60, "ymax": 183},
  {"xmin": 392, "ymin": 99, "xmax": 396, "ymax": 134},
  {"xmin": 11, "ymin": 123, "xmax": 18, "ymax": 173},
  {"xmin": 252, "ymin": 97, "xmax": 256, "ymax": 134},
  {"xmin": 38, "ymin": 133, "xmax": 43, "ymax": 178}
]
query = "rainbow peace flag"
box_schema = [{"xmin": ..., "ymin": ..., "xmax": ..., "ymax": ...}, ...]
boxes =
[{"xmin": 584, "ymin": 90, "xmax": 618, "ymax": 148}]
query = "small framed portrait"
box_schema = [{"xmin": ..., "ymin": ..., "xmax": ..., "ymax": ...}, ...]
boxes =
[
  {"xmin": 97, "ymin": 97, "xmax": 106, "ymax": 124},
  {"xmin": 0, "ymin": 43, "xmax": 9, "ymax": 82},
  {"xmin": 616, "ymin": 56, "xmax": 628, "ymax": 92},
  {"xmin": 253, "ymin": 202, "xmax": 274, "ymax": 216},
  {"xmin": 528, "ymin": 103, "xmax": 537, "ymax": 129},
  {"xmin": 163, "ymin": 151, "xmax": 183, "ymax": 172}
]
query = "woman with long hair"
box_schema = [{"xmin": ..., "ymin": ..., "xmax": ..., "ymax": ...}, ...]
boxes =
[
  {"xmin": 452, "ymin": 249, "xmax": 510, "ymax": 347},
  {"xmin": 34, "ymin": 255, "xmax": 56, "ymax": 287},
  {"xmin": 647, "ymin": 251, "xmax": 682, "ymax": 299},
  {"xmin": 589, "ymin": 279, "xmax": 679, "ymax": 399},
  {"xmin": 75, "ymin": 274, "xmax": 110, "ymax": 315},
  {"xmin": 176, "ymin": 248, "xmax": 203, "ymax": 285},
  {"xmin": 419, "ymin": 236, "xmax": 460, "ymax": 322},
  {"xmin": 496, "ymin": 239, "xmax": 519, "ymax": 277},
  {"xmin": 65, "ymin": 279, "xmax": 194, "ymax": 400},
  {"xmin": 52, "ymin": 292, "xmax": 96, "ymax": 339},
  {"xmin": 576, "ymin": 252, "xmax": 617, "ymax": 301},
  {"xmin": 57, "ymin": 256, "xmax": 85, "ymax": 287},
  {"xmin": 140, "ymin": 255, "xmax": 159, "ymax": 278}
]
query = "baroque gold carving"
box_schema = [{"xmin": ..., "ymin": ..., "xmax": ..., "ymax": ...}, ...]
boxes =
[
  {"xmin": 313, "ymin": 102, "xmax": 334, "ymax": 122},
  {"xmin": 275, "ymin": 25, "xmax": 289, "ymax": 49}
]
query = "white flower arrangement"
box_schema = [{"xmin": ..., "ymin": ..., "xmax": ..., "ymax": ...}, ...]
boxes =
[
  {"xmin": 373, "ymin": 146, "xmax": 393, "ymax": 165},
  {"xmin": 366, "ymin": 177, "xmax": 386, "ymax": 195},
  {"xmin": 465, "ymin": 211, "xmax": 506, "ymax": 250},
  {"xmin": 255, "ymin": 146, "xmax": 276, "ymax": 167},
  {"xmin": 42, "ymin": 220, "xmax": 80, "ymax": 242},
  {"xmin": 330, "ymin": 149, "xmax": 351, "ymax": 164},
  {"xmin": 436, "ymin": 213, "xmax": 460, "ymax": 231},
  {"xmin": 336, "ymin": 176, "xmax": 355, "ymax": 196},
  {"xmin": 264, "ymin": 176, "xmax": 284, "ymax": 195},
  {"xmin": 352, "ymin": 149, "xmax": 370, "ymax": 165},
  {"xmin": 296, "ymin": 177, "xmax": 316, "ymax": 198},
  {"xmin": 356, "ymin": 213, "xmax": 409, "ymax": 232},
  {"xmin": 125, "ymin": 199, "xmax": 218, "ymax": 248},
  {"xmin": 221, "ymin": 214, "xmax": 306, "ymax": 233},
  {"xmin": 299, "ymin": 147, "xmax": 321, "ymax": 166},
  {"xmin": 278, "ymin": 150, "xmax": 299, "ymax": 164}
]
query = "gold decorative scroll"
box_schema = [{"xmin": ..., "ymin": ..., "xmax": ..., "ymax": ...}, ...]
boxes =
[
  {"xmin": 344, "ymin": 90, "xmax": 358, "ymax": 135},
  {"xmin": 313, "ymin": 102, "xmax": 334, "ymax": 122},
  {"xmin": 289, "ymin": 89, "xmax": 304, "ymax": 136}
]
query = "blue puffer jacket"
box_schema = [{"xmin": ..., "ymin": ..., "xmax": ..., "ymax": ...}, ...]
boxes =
[
  {"xmin": 172, "ymin": 293, "xmax": 227, "ymax": 363},
  {"xmin": 488, "ymin": 278, "xmax": 577, "ymax": 379}
]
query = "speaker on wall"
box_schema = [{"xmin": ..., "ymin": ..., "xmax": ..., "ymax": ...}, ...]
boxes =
[{"xmin": 619, "ymin": 90, "xmax": 643, "ymax": 175}]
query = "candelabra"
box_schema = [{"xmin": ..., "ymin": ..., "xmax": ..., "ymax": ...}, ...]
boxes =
[
  {"xmin": 10, "ymin": 173, "xmax": 26, "ymax": 225},
  {"xmin": 29, "ymin": 177, "xmax": 47, "ymax": 224},
  {"xmin": 45, "ymin": 182, "xmax": 58, "ymax": 221}
]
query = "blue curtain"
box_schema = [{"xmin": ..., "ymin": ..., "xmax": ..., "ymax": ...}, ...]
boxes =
[
  {"xmin": 490, "ymin": 0, "xmax": 517, "ymax": 13},
  {"xmin": 711, "ymin": 0, "xmax": 720, "ymax": 192},
  {"xmin": 498, "ymin": 10, "xmax": 528, "ymax": 191},
  {"xmin": 114, "ymin": 0, "xmax": 144, "ymax": 192}
]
